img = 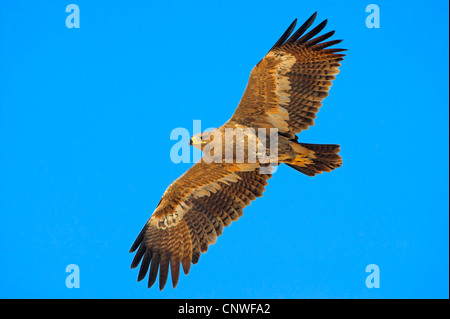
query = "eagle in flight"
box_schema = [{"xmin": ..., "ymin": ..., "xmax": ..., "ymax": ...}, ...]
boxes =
[{"xmin": 130, "ymin": 12, "xmax": 345, "ymax": 290}]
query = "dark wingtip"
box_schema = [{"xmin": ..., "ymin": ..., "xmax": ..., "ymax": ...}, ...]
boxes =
[
  {"xmin": 284, "ymin": 12, "xmax": 318, "ymax": 45},
  {"xmin": 268, "ymin": 12, "xmax": 346, "ymax": 54},
  {"xmin": 130, "ymin": 225, "xmax": 146, "ymax": 253},
  {"xmin": 137, "ymin": 250, "xmax": 151, "ymax": 282},
  {"xmin": 268, "ymin": 18, "xmax": 298, "ymax": 52},
  {"xmin": 130, "ymin": 244, "xmax": 145, "ymax": 269},
  {"xmin": 295, "ymin": 19, "xmax": 328, "ymax": 44}
]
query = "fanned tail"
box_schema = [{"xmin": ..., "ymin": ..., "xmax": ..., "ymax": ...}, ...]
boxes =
[{"xmin": 286, "ymin": 143, "xmax": 342, "ymax": 176}]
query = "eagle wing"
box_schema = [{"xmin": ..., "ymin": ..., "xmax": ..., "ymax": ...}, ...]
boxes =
[
  {"xmin": 228, "ymin": 12, "xmax": 345, "ymax": 138},
  {"xmin": 130, "ymin": 162, "xmax": 271, "ymax": 290}
]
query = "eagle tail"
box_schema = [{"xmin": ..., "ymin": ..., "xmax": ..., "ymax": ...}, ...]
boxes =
[{"xmin": 286, "ymin": 143, "xmax": 342, "ymax": 176}]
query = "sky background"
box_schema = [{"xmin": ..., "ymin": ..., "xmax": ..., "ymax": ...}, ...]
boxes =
[{"xmin": 0, "ymin": 0, "xmax": 448, "ymax": 299}]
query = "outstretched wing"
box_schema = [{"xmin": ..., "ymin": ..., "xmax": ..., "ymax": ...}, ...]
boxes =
[
  {"xmin": 228, "ymin": 12, "xmax": 345, "ymax": 138},
  {"xmin": 129, "ymin": 162, "xmax": 272, "ymax": 290}
]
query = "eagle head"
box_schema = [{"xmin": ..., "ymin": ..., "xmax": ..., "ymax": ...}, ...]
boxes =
[
  {"xmin": 190, "ymin": 132, "xmax": 210, "ymax": 149},
  {"xmin": 189, "ymin": 130, "xmax": 221, "ymax": 151}
]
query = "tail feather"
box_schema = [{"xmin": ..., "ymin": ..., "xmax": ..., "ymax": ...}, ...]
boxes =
[{"xmin": 287, "ymin": 143, "xmax": 342, "ymax": 176}]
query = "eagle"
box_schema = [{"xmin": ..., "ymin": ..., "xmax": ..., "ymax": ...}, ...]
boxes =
[{"xmin": 130, "ymin": 12, "xmax": 345, "ymax": 290}]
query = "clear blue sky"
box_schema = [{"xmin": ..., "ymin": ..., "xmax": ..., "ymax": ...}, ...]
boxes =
[{"xmin": 0, "ymin": 0, "xmax": 448, "ymax": 299}]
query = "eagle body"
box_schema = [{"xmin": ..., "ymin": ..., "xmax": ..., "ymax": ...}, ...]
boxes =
[
  {"xmin": 130, "ymin": 13, "xmax": 345, "ymax": 290},
  {"xmin": 191, "ymin": 125, "xmax": 339, "ymax": 173}
]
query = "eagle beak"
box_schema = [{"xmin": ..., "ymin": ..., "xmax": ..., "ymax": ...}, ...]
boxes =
[
  {"xmin": 190, "ymin": 136, "xmax": 200, "ymax": 145},
  {"xmin": 190, "ymin": 135, "xmax": 206, "ymax": 145}
]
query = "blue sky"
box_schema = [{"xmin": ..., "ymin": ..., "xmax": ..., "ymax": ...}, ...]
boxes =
[{"xmin": 0, "ymin": 0, "xmax": 448, "ymax": 299}]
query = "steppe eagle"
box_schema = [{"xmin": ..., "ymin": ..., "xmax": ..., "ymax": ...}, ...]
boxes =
[{"xmin": 130, "ymin": 12, "xmax": 345, "ymax": 290}]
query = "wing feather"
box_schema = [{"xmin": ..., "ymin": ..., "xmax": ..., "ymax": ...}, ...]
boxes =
[{"xmin": 285, "ymin": 12, "xmax": 317, "ymax": 44}]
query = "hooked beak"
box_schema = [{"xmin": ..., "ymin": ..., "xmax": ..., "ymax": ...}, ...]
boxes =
[
  {"xmin": 190, "ymin": 136, "xmax": 202, "ymax": 146},
  {"xmin": 190, "ymin": 135, "xmax": 209, "ymax": 146}
]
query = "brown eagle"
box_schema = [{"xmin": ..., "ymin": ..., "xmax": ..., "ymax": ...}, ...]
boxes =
[{"xmin": 130, "ymin": 12, "xmax": 345, "ymax": 290}]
